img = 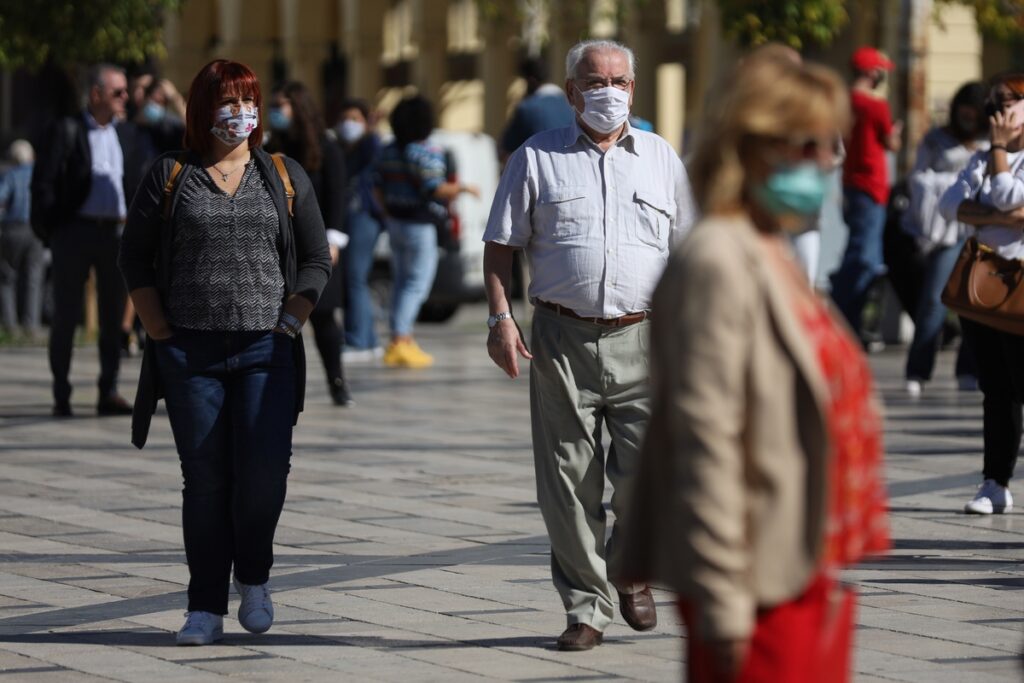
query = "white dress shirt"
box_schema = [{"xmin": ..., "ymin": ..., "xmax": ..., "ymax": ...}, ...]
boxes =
[
  {"xmin": 79, "ymin": 110, "xmax": 127, "ymax": 221},
  {"xmin": 939, "ymin": 148, "xmax": 1024, "ymax": 259},
  {"xmin": 484, "ymin": 120, "xmax": 696, "ymax": 318}
]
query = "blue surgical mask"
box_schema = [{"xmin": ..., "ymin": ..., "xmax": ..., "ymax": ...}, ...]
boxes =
[
  {"xmin": 141, "ymin": 101, "xmax": 165, "ymax": 125},
  {"xmin": 268, "ymin": 107, "xmax": 291, "ymax": 132},
  {"xmin": 753, "ymin": 162, "xmax": 828, "ymax": 218},
  {"xmin": 338, "ymin": 119, "xmax": 366, "ymax": 144}
]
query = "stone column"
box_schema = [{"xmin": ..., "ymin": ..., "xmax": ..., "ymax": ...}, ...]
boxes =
[
  {"xmin": 480, "ymin": 13, "xmax": 519, "ymax": 141},
  {"xmin": 412, "ymin": 0, "xmax": 449, "ymax": 104},
  {"xmin": 342, "ymin": 0, "xmax": 385, "ymax": 100}
]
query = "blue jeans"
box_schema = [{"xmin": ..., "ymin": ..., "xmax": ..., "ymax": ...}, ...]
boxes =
[
  {"xmin": 156, "ymin": 329, "xmax": 296, "ymax": 615},
  {"xmin": 905, "ymin": 238, "xmax": 968, "ymax": 381},
  {"xmin": 387, "ymin": 220, "xmax": 438, "ymax": 337},
  {"xmin": 831, "ymin": 188, "xmax": 888, "ymax": 336},
  {"xmin": 342, "ymin": 210, "xmax": 382, "ymax": 349}
]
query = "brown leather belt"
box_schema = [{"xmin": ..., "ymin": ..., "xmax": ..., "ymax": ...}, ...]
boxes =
[{"xmin": 536, "ymin": 299, "xmax": 650, "ymax": 327}]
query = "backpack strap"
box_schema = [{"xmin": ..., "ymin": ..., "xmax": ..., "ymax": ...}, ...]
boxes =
[
  {"xmin": 162, "ymin": 153, "xmax": 187, "ymax": 221},
  {"xmin": 271, "ymin": 153, "xmax": 294, "ymax": 216}
]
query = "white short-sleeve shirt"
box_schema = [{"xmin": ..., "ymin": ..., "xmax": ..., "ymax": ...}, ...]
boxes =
[{"xmin": 483, "ymin": 120, "xmax": 696, "ymax": 318}]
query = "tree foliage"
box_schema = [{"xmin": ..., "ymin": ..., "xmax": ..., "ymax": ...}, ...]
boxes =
[
  {"xmin": 0, "ymin": 0, "xmax": 181, "ymax": 70},
  {"xmin": 715, "ymin": 0, "xmax": 849, "ymax": 49},
  {"xmin": 938, "ymin": 0, "xmax": 1024, "ymax": 41}
]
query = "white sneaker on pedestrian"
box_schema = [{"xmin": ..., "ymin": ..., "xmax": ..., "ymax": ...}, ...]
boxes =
[
  {"xmin": 905, "ymin": 379, "xmax": 923, "ymax": 398},
  {"xmin": 234, "ymin": 578, "xmax": 274, "ymax": 633},
  {"xmin": 342, "ymin": 347, "xmax": 384, "ymax": 364},
  {"xmin": 176, "ymin": 611, "xmax": 223, "ymax": 645},
  {"xmin": 964, "ymin": 479, "xmax": 1013, "ymax": 514}
]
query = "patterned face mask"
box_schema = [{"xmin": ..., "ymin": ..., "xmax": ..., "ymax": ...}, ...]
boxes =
[{"xmin": 210, "ymin": 103, "xmax": 259, "ymax": 147}]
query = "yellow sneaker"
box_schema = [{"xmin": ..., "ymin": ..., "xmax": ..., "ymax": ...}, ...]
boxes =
[
  {"xmin": 398, "ymin": 340, "xmax": 434, "ymax": 368},
  {"xmin": 383, "ymin": 340, "xmax": 434, "ymax": 368},
  {"xmin": 382, "ymin": 341, "xmax": 405, "ymax": 367}
]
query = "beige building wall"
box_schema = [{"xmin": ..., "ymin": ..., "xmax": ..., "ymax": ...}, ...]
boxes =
[
  {"xmin": 926, "ymin": 4, "xmax": 982, "ymax": 124},
  {"xmin": 156, "ymin": 0, "xmax": 991, "ymax": 157}
]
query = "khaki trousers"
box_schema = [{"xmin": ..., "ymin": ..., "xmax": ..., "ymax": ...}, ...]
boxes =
[{"xmin": 529, "ymin": 305, "xmax": 650, "ymax": 631}]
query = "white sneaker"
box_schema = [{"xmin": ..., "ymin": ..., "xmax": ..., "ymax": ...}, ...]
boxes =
[
  {"xmin": 964, "ymin": 479, "xmax": 1014, "ymax": 514},
  {"xmin": 342, "ymin": 347, "xmax": 384, "ymax": 364},
  {"xmin": 234, "ymin": 578, "xmax": 274, "ymax": 633},
  {"xmin": 176, "ymin": 611, "xmax": 223, "ymax": 645},
  {"xmin": 905, "ymin": 379, "xmax": 923, "ymax": 398}
]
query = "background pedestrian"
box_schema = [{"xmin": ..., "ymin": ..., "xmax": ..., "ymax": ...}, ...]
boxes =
[
  {"xmin": 0, "ymin": 139, "xmax": 44, "ymax": 340},
  {"xmin": 939, "ymin": 72, "xmax": 1024, "ymax": 515},
  {"xmin": 373, "ymin": 95, "xmax": 478, "ymax": 369},
  {"xmin": 900, "ymin": 82, "xmax": 989, "ymax": 397},
  {"xmin": 31, "ymin": 63, "xmax": 136, "ymax": 417},
  {"xmin": 335, "ymin": 98, "xmax": 385, "ymax": 362},
  {"xmin": 267, "ymin": 81, "xmax": 352, "ymax": 405},
  {"xmin": 831, "ymin": 46, "xmax": 903, "ymax": 339}
]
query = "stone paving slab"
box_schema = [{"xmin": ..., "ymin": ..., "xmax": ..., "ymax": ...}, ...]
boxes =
[{"xmin": 0, "ymin": 304, "xmax": 1021, "ymax": 681}]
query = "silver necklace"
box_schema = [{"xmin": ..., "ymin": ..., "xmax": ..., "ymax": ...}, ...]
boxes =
[{"xmin": 211, "ymin": 161, "xmax": 244, "ymax": 182}]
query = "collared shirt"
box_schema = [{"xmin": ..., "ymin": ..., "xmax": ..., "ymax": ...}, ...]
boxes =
[
  {"xmin": 483, "ymin": 120, "xmax": 696, "ymax": 318},
  {"xmin": 78, "ymin": 110, "xmax": 126, "ymax": 221}
]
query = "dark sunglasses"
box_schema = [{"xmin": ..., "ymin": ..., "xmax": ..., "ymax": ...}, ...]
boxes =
[{"xmin": 110, "ymin": 88, "xmax": 128, "ymax": 98}]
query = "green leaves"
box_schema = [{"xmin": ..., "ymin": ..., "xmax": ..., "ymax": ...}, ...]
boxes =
[
  {"xmin": 716, "ymin": 0, "xmax": 849, "ymax": 49},
  {"xmin": 937, "ymin": 0, "xmax": 1024, "ymax": 41},
  {"xmin": 0, "ymin": 0, "xmax": 181, "ymax": 70}
]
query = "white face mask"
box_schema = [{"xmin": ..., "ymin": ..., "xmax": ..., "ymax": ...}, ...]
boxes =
[
  {"xmin": 338, "ymin": 119, "xmax": 366, "ymax": 144},
  {"xmin": 576, "ymin": 85, "xmax": 631, "ymax": 134},
  {"xmin": 210, "ymin": 103, "xmax": 258, "ymax": 147}
]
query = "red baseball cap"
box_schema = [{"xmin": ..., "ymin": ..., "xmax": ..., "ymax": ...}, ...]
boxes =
[{"xmin": 851, "ymin": 46, "xmax": 894, "ymax": 72}]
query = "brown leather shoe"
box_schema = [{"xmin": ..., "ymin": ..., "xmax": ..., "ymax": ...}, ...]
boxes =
[
  {"xmin": 618, "ymin": 586, "xmax": 657, "ymax": 631},
  {"xmin": 97, "ymin": 393, "xmax": 133, "ymax": 416},
  {"xmin": 556, "ymin": 623, "xmax": 603, "ymax": 651}
]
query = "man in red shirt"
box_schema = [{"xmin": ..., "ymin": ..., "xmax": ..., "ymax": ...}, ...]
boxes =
[{"xmin": 831, "ymin": 46, "xmax": 903, "ymax": 338}]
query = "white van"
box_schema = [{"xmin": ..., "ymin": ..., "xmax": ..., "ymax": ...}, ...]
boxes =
[{"xmin": 371, "ymin": 129, "xmax": 499, "ymax": 322}]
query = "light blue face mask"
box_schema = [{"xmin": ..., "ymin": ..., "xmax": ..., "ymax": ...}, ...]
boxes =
[
  {"xmin": 753, "ymin": 162, "xmax": 828, "ymax": 217},
  {"xmin": 141, "ymin": 101, "xmax": 165, "ymax": 125},
  {"xmin": 268, "ymin": 107, "xmax": 291, "ymax": 132}
]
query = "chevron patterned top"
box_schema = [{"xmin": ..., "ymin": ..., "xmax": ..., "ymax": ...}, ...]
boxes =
[{"xmin": 167, "ymin": 161, "xmax": 285, "ymax": 331}]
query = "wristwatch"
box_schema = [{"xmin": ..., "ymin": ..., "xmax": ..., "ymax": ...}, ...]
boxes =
[{"xmin": 487, "ymin": 311, "xmax": 513, "ymax": 328}]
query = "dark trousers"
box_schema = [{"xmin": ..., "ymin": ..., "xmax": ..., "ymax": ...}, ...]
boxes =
[
  {"xmin": 48, "ymin": 219, "xmax": 125, "ymax": 404},
  {"xmin": 156, "ymin": 329, "xmax": 296, "ymax": 615},
  {"xmin": 309, "ymin": 307, "xmax": 344, "ymax": 387},
  {"xmin": 960, "ymin": 318, "xmax": 1023, "ymax": 486},
  {"xmin": 309, "ymin": 261, "xmax": 345, "ymax": 387}
]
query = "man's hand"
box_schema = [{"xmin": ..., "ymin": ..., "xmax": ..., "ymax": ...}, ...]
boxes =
[{"xmin": 487, "ymin": 318, "xmax": 533, "ymax": 379}]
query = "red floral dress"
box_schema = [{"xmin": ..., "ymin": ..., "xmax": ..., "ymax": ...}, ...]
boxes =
[{"xmin": 800, "ymin": 300, "xmax": 890, "ymax": 567}]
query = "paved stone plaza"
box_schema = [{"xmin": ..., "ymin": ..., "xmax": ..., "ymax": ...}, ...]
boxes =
[{"xmin": 0, "ymin": 304, "xmax": 1020, "ymax": 681}]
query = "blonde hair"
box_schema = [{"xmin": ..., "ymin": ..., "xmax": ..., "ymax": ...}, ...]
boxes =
[{"xmin": 689, "ymin": 58, "xmax": 849, "ymax": 215}]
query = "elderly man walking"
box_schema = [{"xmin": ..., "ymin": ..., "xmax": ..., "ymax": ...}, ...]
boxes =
[{"xmin": 483, "ymin": 39, "xmax": 695, "ymax": 651}]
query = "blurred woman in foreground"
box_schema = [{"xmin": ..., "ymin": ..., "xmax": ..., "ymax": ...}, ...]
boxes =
[{"xmin": 623, "ymin": 56, "xmax": 889, "ymax": 681}]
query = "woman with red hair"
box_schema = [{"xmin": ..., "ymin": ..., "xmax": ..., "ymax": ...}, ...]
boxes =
[
  {"xmin": 119, "ymin": 60, "xmax": 331, "ymax": 644},
  {"xmin": 939, "ymin": 72, "xmax": 1024, "ymax": 515}
]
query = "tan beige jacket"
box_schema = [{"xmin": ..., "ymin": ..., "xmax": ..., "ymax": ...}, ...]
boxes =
[{"xmin": 621, "ymin": 215, "xmax": 878, "ymax": 641}]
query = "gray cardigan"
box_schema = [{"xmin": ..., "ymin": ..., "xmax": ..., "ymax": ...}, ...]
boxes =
[{"xmin": 119, "ymin": 148, "xmax": 332, "ymax": 448}]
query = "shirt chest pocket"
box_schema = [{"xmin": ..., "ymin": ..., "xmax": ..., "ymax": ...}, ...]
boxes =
[
  {"xmin": 632, "ymin": 191, "xmax": 674, "ymax": 248},
  {"xmin": 536, "ymin": 185, "xmax": 592, "ymax": 239}
]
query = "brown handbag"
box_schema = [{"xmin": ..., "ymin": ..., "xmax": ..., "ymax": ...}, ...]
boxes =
[{"xmin": 941, "ymin": 236, "xmax": 1024, "ymax": 336}]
